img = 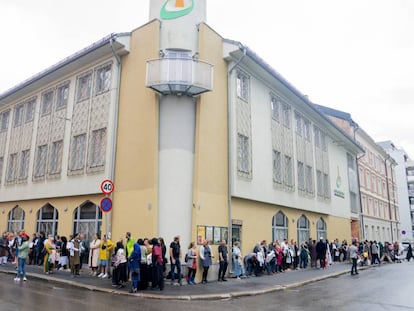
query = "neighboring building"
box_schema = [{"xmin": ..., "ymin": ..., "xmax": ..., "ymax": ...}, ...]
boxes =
[
  {"xmin": 378, "ymin": 141, "xmax": 414, "ymax": 241},
  {"xmin": 0, "ymin": 0, "xmax": 363, "ymax": 271},
  {"xmin": 315, "ymin": 104, "xmax": 400, "ymax": 242}
]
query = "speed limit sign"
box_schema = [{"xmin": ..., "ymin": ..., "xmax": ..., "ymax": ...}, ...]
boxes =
[{"xmin": 100, "ymin": 179, "xmax": 114, "ymax": 194}]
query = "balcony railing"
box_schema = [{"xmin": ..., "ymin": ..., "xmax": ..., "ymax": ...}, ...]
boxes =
[{"xmin": 146, "ymin": 57, "xmax": 213, "ymax": 97}]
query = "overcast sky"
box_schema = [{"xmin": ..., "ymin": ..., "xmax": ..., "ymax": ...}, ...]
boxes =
[{"xmin": 1, "ymin": 0, "xmax": 413, "ymax": 158}]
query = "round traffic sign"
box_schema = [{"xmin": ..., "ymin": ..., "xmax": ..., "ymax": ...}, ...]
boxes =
[
  {"xmin": 100, "ymin": 197, "xmax": 113, "ymax": 213},
  {"xmin": 100, "ymin": 179, "xmax": 114, "ymax": 194}
]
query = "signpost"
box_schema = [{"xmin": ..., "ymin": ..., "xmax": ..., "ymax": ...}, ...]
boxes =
[{"xmin": 100, "ymin": 179, "xmax": 114, "ymax": 276}]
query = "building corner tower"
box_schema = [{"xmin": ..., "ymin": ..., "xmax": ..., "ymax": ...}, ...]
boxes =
[{"xmin": 146, "ymin": 0, "xmax": 212, "ymax": 247}]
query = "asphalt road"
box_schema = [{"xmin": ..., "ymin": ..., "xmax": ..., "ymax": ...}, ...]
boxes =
[{"xmin": 1, "ymin": 262, "xmax": 413, "ymax": 311}]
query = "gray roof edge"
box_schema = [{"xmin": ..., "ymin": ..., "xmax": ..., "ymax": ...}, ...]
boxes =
[{"xmin": 0, "ymin": 32, "xmax": 130, "ymax": 102}]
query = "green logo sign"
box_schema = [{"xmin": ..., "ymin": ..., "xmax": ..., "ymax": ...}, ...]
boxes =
[{"xmin": 160, "ymin": 0, "xmax": 194, "ymax": 20}]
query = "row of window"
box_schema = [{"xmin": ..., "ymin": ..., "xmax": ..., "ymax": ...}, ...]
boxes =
[
  {"xmin": 5, "ymin": 202, "xmax": 102, "ymax": 242},
  {"xmin": 0, "ymin": 127, "xmax": 107, "ymax": 184},
  {"xmin": 236, "ymin": 71, "xmax": 330, "ymax": 198},
  {"xmin": 272, "ymin": 211, "xmax": 327, "ymax": 245},
  {"xmin": 361, "ymin": 194, "xmax": 399, "ymax": 221},
  {"xmin": 0, "ymin": 63, "xmax": 111, "ymax": 135}
]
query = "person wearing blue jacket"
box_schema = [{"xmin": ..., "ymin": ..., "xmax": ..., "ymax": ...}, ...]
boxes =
[{"xmin": 129, "ymin": 243, "xmax": 141, "ymax": 293}]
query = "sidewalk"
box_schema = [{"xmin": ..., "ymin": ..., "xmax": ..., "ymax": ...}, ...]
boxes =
[{"xmin": 0, "ymin": 262, "xmax": 362, "ymax": 300}]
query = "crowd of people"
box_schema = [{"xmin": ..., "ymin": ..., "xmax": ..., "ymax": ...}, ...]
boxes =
[{"xmin": 0, "ymin": 230, "xmax": 411, "ymax": 293}]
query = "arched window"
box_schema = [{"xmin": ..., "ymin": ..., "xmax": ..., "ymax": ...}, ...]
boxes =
[
  {"xmin": 73, "ymin": 201, "xmax": 102, "ymax": 242},
  {"xmin": 7, "ymin": 206, "xmax": 25, "ymax": 232},
  {"xmin": 297, "ymin": 215, "xmax": 309, "ymax": 245},
  {"xmin": 37, "ymin": 204, "xmax": 59, "ymax": 237},
  {"xmin": 272, "ymin": 211, "xmax": 288, "ymax": 242},
  {"xmin": 316, "ymin": 218, "xmax": 327, "ymax": 241}
]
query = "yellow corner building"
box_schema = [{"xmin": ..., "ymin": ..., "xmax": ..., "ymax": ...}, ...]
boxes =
[{"xmin": 0, "ymin": 0, "xmax": 363, "ymax": 269}]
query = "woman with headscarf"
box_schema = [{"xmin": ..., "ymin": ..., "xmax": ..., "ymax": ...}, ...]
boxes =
[
  {"xmin": 129, "ymin": 242, "xmax": 141, "ymax": 293},
  {"xmin": 151, "ymin": 237, "xmax": 164, "ymax": 291},
  {"xmin": 88, "ymin": 233, "xmax": 101, "ymax": 276}
]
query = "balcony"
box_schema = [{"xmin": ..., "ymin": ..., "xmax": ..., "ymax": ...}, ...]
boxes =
[{"xmin": 146, "ymin": 57, "xmax": 213, "ymax": 97}]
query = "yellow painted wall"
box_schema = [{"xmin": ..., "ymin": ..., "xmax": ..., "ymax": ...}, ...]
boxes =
[
  {"xmin": 192, "ymin": 24, "xmax": 229, "ymax": 242},
  {"xmin": 232, "ymin": 198, "xmax": 351, "ymax": 254},
  {"xmin": 112, "ymin": 21, "xmax": 160, "ymax": 241}
]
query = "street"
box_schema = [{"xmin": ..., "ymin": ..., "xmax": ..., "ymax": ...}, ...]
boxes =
[{"xmin": 1, "ymin": 262, "xmax": 414, "ymax": 311}]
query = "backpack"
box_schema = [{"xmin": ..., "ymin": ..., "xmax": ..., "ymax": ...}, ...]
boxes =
[{"xmin": 184, "ymin": 252, "xmax": 188, "ymax": 263}]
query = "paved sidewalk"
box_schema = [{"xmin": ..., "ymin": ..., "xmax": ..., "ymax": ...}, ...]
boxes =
[{"xmin": 0, "ymin": 262, "xmax": 364, "ymax": 300}]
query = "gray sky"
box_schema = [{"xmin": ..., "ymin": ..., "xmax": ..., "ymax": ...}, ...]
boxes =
[{"xmin": 1, "ymin": 0, "xmax": 413, "ymax": 158}]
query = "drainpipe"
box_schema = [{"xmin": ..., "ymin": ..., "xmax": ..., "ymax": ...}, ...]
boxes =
[
  {"xmin": 227, "ymin": 43, "xmax": 246, "ymax": 270},
  {"xmin": 107, "ymin": 33, "xmax": 127, "ymax": 237},
  {"xmin": 389, "ymin": 160, "xmax": 399, "ymax": 241},
  {"xmin": 352, "ymin": 122, "xmax": 365, "ymax": 240},
  {"xmin": 385, "ymin": 156, "xmax": 394, "ymax": 242}
]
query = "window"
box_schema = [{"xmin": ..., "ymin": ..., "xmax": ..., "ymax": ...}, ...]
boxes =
[
  {"xmin": 37, "ymin": 204, "xmax": 59, "ymax": 237},
  {"xmin": 237, "ymin": 134, "xmax": 249, "ymax": 173},
  {"xmin": 0, "ymin": 110, "xmax": 10, "ymax": 132},
  {"xmin": 305, "ymin": 165, "xmax": 314, "ymax": 193},
  {"xmin": 77, "ymin": 73, "xmax": 92, "ymax": 102},
  {"xmin": 89, "ymin": 128, "xmax": 106, "ymax": 168},
  {"xmin": 13, "ymin": 104, "xmax": 24, "ymax": 127},
  {"xmin": 297, "ymin": 215, "xmax": 310, "ymax": 245},
  {"xmin": 73, "ymin": 201, "xmax": 102, "ymax": 243},
  {"xmin": 7, "ymin": 206, "xmax": 25, "ymax": 232},
  {"xmin": 41, "ymin": 91, "xmax": 53, "ymax": 116},
  {"xmin": 34, "ymin": 145, "xmax": 48, "ymax": 177},
  {"xmin": 56, "ymin": 83, "xmax": 69, "ymax": 109},
  {"xmin": 0, "ymin": 157, "xmax": 3, "ymax": 185},
  {"xmin": 236, "ymin": 72, "xmax": 249, "ymax": 100},
  {"xmin": 282, "ymin": 103, "xmax": 291, "ymax": 128},
  {"xmin": 321, "ymin": 131, "xmax": 327, "ymax": 151},
  {"xmin": 314, "ymin": 126, "xmax": 320, "ymax": 148},
  {"xmin": 273, "ymin": 150, "xmax": 282, "ymax": 184},
  {"xmin": 271, "ymin": 97, "xmax": 280, "ymax": 122},
  {"xmin": 69, "ymin": 134, "xmax": 86, "ymax": 171},
  {"xmin": 323, "ymin": 173, "xmax": 330, "ymax": 198},
  {"xmin": 297, "ymin": 161, "xmax": 305, "ymax": 190},
  {"xmin": 284, "ymin": 155, "xmax": 293, "ymax": 187},
  {"xmin": 6, "ymin": 153, "xmax": 18, "ymax": 182},
  {"xmin": 48, "ymin": 140, "xmax": 63, "ymax": 174},
  {"xmin": 272, "ymin": 212, "xmax": 288, "ymax": 242},
  {"xmin": 25, "ymin": 100, "xmax": 35, "ymax": 122},
  {"xmin": 316, "ymin": 170, "xmax": 323, "ymax": 197},
  {"xmin": 304, "ymin": 119, "xmax": 311, "ymax": 142},
  {"xmin": 295, "ymin": 112, "xmax": 302, "ymax": 136},
  {"xmin": 95, "ymin": 65, "xmax": 112, "ymax": 94},
  {"xmin": 18, "ymin": 149, "xmax": 30, "ymax": 180},
  {"xmin": 366, "ymin": 172, "xmax": 371, "ymax": 190},
  {"xmin": 316, "ymin": 218, "xmax": 327, "ymax": 241}
]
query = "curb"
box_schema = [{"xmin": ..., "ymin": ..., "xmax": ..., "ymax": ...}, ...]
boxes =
[{"xmin": 1, "ymin": 265, "xmax": 366, "ymax": 300}]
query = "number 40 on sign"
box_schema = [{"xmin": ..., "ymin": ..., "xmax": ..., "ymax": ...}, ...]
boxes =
[{"xmin": 100, "ymin": 179, "xmax": 114, "ymax": 194}]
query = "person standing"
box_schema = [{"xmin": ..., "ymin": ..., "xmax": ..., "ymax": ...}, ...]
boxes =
[
  {"xmin": 316, "ymin": 237, "xmax": 327, "ymax": 269},
  {"xmin": 218, "ymin": 240, "xmax": 228, "ymax": 281},
  {"xmin": 151, "ymin": 238, "xmax": 164, "ymax": 291},
  {"xmin": 232, "ymin": 241, "xmax": 244, "ymax": 279},
  {"xmin": 79, "ymin": 233, "xmax": 89, "ymax": 270},
  {"xmin": 15, "ymin": 233, "xmax": 29, "ymax": 282},
  {"xmin": 169, "ymin": 235, "xmax": 182, "ymax": 286},
  {"xmin": 0, "ymin": 232, "xmax": 8, "ymax": 265},
  {"xmin": 88, "ymin": 233, "xmax": 101, "ymax": 276},
  {"xmin": 186, "ymin": 242, "xmax": 197, "ymax": 284},
  {"xmin": 112, "ymin": 241, "xmax": 127, "ymax": 289},
  {"xmin": 371, "ymin": 241, "xmax": 380, "ymax": 265},
  {"xmin": 199, "ymin": 240, "xmax": 213, "ymax": 283},
  {"xmin": 68, "ymin": 234, "xmax": 80, "ymax": 277},
  {"xmin": 43, "ymin": 235, "xmax": 56, "ymax": 274},
  {"xmin": 98, "ymin": 235, "xmax": 114, "ymax": 278},
  {"xmin": 349, "ymin": 240, "xmax": 359, "ymax": 275},
  {"xmin": 406, "ymin": 243, "xmax": 413, "ymax": 261},
  {"xmin": 128, "ymin": 243, "xmax": 141, "ymax": 293}
]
